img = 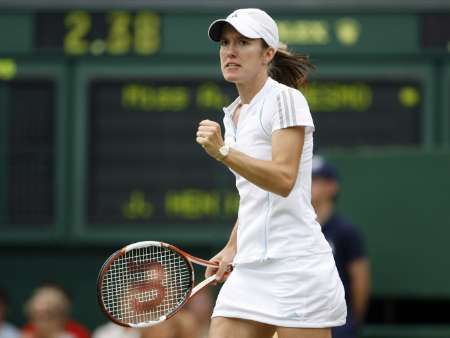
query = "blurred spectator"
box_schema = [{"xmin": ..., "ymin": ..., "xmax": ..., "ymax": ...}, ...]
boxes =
[
  {"xmin": 93, "ymin": 308, "xmax": 199, "ymax": 338},
  {"xmin": 92, "ymin": 322, "xmax": 140, "ymax": 338},
  {"xmin": 140, "ymin": 309, "xmax": 198, "ymax": 338},
  {"xmin": 311, "ymin": 155, "xmax": 371, "ymax": 338},
  {"xmin": 0, "ymin": 288, "xmax": 20, "ymax": 338},
  {"xmin": 184, "ymin": 289, "xmax": 214, "ymax": 338},
  {"xmin": 21, "ymin": 283, "xmax": 90, "ymax": 338}
]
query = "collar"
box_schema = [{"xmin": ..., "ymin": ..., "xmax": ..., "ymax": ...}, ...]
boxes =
[{"xmin": 223, "ymin": 77, "xmax": 276, "ymax": 117}]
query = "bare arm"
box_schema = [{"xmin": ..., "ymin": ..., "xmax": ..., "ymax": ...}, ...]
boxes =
[
  {"xmin": 225, "ymin": 219, "xmax": 238, "ymax": 251},
  {"xmin": 205, "ymin": 220, "xmax": 238, "ymax": 282},
  {"xmin": 196, "ymin": 120, "xmax": 305, "ymax": 197},
  {"xmin": 348, "ymin": 258, "xmax": 371, "ymax": 325}
]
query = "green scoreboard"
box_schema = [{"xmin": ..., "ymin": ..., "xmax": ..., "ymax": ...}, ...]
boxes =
[
  {"xmin": 0, "ymin": 8, "xmax": 450, "ymax": 297},
  {"xmin": 73, "ymin": 63, "xmax": 238, "ymax": 243},
  {"xmin": 0, "ymin": 60, "xmax": 67, "ymax": 241}
]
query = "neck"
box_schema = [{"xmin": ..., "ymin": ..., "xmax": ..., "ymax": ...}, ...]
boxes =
[
  {"xmin": 313, "ymin": 200, "xmax": 335, "ymax": 225},
  {"xmin": 235, "ymin": 72, "xmax": 268, "ymax": 104}
]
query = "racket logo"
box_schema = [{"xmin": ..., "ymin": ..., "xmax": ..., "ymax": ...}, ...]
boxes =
[{"xmin": 127, "ymin": 261, "xmax": 166, "ymax": 313}]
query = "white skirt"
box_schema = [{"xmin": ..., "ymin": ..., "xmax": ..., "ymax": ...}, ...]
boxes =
[{"xmin": 212, "ymin": 253, "xmax": 347, "ymax": 328}]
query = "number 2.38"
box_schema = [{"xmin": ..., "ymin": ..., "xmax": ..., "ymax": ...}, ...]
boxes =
[{"xmin": 64, "ymin": 10, "xmax": 160, "ymax": 56}]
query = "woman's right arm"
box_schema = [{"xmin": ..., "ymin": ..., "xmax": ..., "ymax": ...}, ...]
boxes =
[{"xmin": 205, "ymin": 220, "xmax": 238, "ymax": 282}]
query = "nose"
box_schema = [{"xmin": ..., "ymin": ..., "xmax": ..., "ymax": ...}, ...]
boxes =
[{"xmin": 222, "ymin": 41, "xmax": 238, "ymax": 58}]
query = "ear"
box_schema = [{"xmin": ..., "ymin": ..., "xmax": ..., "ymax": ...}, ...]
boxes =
[{"xmin": 263, "ymin": 47, "xmax": 276, "ymax": 65}]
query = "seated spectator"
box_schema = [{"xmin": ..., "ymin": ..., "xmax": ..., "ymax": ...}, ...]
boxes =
[
  {"xmin": 94, "ymin": 308, "xmax": 198, "ymax": 338},
  {"xmin": 140, "ymin": 309, "xmax": 199, "ymax": 338},
  {"xmin": 92, "ymin": 322, "xmax": 140, "ymax": 338},
  {"xmin": 0, "ymin": 288, "xmax": 20, "ymax": 338},
  {"xmin": 21, "ymin": 283, "xmax": 90, "ymax": 338}
]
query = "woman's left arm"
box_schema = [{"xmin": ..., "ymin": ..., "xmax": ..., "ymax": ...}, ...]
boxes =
[{"xmin": 197, "ymin": 120, "xmax": 305, "ymax": 197}]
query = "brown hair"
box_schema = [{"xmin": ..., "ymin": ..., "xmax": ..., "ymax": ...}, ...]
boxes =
[{"xmin": 263, "ymin": 41, "xmax": 315, "ymax": 89}]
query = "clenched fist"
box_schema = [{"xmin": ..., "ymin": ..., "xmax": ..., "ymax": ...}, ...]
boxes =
[{"xmin": 196, "ymin": 119, "xmax": 224, "ymax": 160}]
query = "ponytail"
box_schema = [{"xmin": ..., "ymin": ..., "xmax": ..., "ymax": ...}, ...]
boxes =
[{"xmin": 266, "ymin": 42, "xmax": 315, "ymax": 89}]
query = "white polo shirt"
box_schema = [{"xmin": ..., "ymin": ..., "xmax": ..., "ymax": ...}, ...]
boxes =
[{"xmin": 223, "ymin": 77, "xmax": 331, "ymax": 264}]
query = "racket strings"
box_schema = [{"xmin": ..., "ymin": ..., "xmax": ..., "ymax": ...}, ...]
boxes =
[{"xmin": 101, "ymin": 245, "xmax": 192, "ymax": 325}]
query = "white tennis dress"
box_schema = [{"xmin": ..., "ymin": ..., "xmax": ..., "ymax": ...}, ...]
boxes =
[{"xmin": 212, "ymin": 77, "xmax": 347, "ymax": 327}]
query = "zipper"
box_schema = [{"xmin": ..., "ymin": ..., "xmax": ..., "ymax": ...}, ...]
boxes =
[{"xmin": 263, "ymin": 192, "xmax": 271, "ymax": 259}]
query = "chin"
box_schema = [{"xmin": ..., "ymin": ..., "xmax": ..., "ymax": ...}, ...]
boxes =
[
  {"xmin": 223, "ymin": 68, "xmax": 247, "ymax": 82},
  {"xmin": 222, "ymin": 73, "xmax": 239, "ymax": 83}
]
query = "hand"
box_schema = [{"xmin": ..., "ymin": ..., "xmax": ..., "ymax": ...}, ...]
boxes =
[
  {"xmin": 196, "ymin": 120, "xmax": 224, "ymax": 160},
  {"xmin": 205, "ymin": 245, "xmax": 235, "ymax": 283}
]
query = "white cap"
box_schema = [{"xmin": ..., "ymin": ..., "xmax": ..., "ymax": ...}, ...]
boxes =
[{"xmin": 208, "ymin": 8, "xmax": 279, "ymax": 50}]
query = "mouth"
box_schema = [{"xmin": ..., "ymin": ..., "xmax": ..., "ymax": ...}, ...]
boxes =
[{"xmin": 225, "ymin": 63, "xmax": 241, "ymax": 69}]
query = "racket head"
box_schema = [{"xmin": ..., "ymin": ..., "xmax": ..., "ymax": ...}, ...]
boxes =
[{"xmin": 97, "ymin": 241, "xmax": 195, "ymax": 328}]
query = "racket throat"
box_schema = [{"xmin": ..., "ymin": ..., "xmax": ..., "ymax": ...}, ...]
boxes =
[{"xmin": 191, "ymin": 275, "xmax": 217, "ymax": 298}]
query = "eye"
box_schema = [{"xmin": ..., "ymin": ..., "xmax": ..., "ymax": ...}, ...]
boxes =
[
  {"xmin": 219, "ymin": 39, "xmax": 229, "ymax": 47},
  {"xmin": 239, "ymin": 39, "xmax": 250, "ymax": 46}
]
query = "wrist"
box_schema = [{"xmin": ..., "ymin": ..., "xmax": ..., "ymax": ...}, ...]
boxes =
[{"xmin": 216, "ymin": 145, "xmax": 230, "ymax": 162}]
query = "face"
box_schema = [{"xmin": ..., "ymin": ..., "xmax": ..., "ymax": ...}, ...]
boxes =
[
  {"xmin": 28, "ymin": 302, "xmax": 66, "ymax": 335},
  {"xmin": 26, "ymin": 289, "xmax": 68, "ymax": 335},
  {"xmin": 311, "ymin": 176, "xmax": 338, "ymax": 205},
  {"xmin": 219, "ymin": 24, "xmax": 275, "ymax": 84}
]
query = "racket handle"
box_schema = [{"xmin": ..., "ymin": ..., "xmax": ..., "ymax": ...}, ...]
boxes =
[
  {"xmin": 191, "ymin": 264, "xmax": 233, "ymax": 298},
  {"xmin": 191, "ymin": 275, "xmax": 217, "ymax": 297}
]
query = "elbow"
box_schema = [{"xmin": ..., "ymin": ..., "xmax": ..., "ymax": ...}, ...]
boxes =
[
  {"xmin": 276, "ymin": 175, "xmax": 297, "ymax": 198},
  {"xmin": 278, "ymin": 190, "xmax": 291, "ymax": 198},
  {"xmin": 278, "ymin": 184, "xmax": 294, "ymax": 198}
]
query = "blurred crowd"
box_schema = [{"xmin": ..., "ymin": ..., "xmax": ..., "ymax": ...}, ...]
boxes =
[{"xmin": 0, "ymin": 283, "xmax": 214, "ymax": 338}]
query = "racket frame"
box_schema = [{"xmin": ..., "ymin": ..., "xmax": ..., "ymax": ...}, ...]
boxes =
[{"xmin": 97, "ymin": 241, "xmax": 219, "ymax": 328}]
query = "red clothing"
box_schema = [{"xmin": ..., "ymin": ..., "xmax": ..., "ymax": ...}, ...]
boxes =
[{"xmin": 22, "ymin": 320, "xmax": 90, "ymax": 338}]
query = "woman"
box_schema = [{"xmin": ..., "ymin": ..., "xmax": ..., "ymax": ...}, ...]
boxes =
[
  {"xmin": 195, "ymin": 8, "xmax": 346, "ymax": 338},
  {"xmin": 21, "ymin": 285, "xmax": 89, "ymax": 338}
]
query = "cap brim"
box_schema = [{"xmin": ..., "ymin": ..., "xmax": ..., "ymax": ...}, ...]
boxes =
[
  {"xmin": 208, "ymin": 17, "xmax": 261, "ymax": 42},
  {"xmin": 208, "ymin": 19, "xmax": 227, "ymax": 41}
]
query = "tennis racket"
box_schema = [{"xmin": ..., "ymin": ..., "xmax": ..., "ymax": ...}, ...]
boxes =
[{"xmin": 97, "ymin": 241, "xmax": 231, "ymax": 328}]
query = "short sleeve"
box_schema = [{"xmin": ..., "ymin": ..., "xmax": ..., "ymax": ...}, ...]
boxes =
[{"xmin": 271, "ymin": 87, "xmax": 315, "ymax": 133}]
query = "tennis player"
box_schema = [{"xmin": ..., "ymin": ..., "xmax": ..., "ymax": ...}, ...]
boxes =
[{"xmin": 196, "ymin": 8, "xmax": 346, "ymax": 338}]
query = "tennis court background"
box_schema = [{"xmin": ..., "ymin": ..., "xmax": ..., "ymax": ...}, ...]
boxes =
[{"xmin": 1, "ymin": 0, "xmax": 450, "ymax": 337}]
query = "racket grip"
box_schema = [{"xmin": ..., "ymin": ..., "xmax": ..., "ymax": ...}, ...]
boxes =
[
  {"xmin": 191, "ymin": 264, "xmax": 233, "ymax": 298},
  {"xmin": 191, "ymin": 275, "xmax": 217, "ymax": 297}
]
